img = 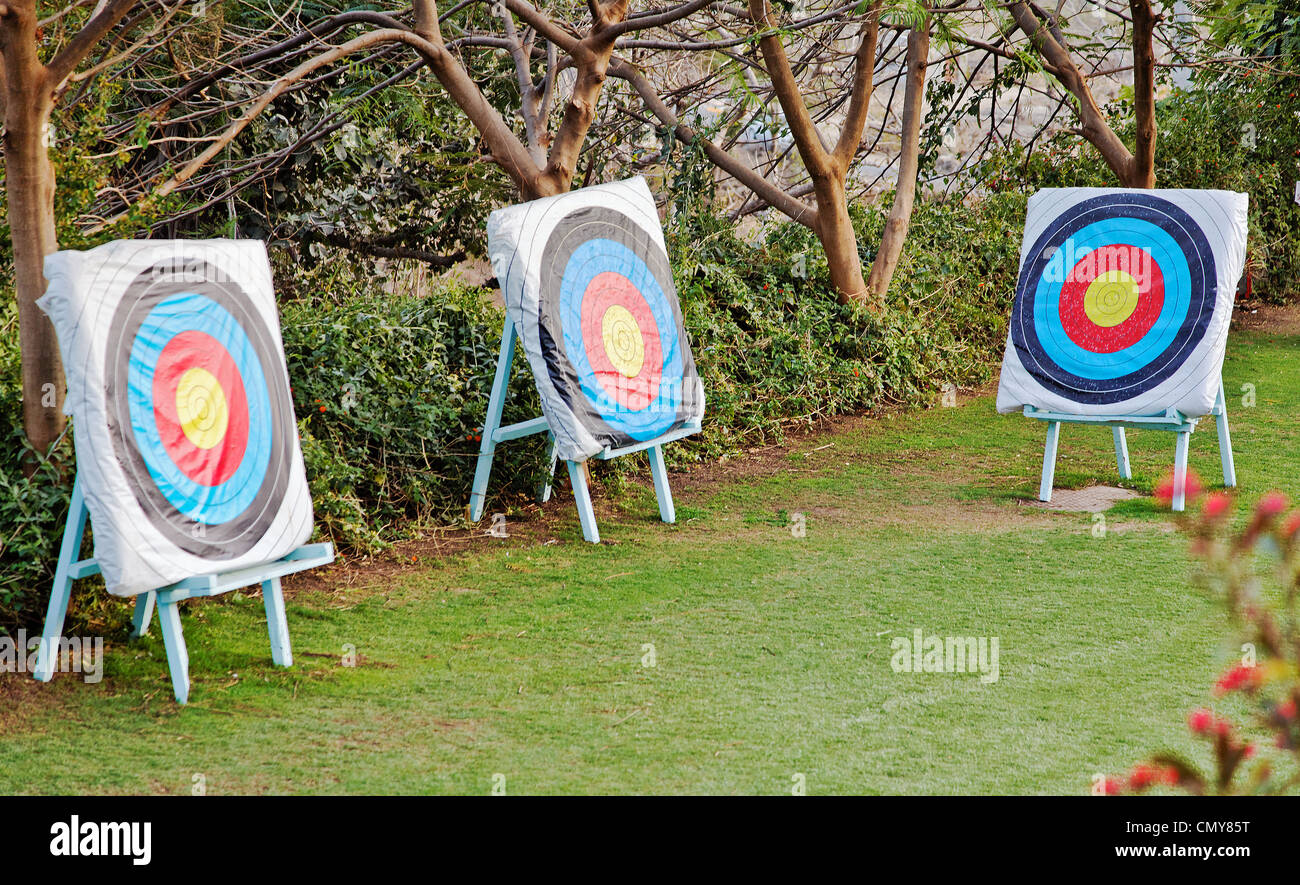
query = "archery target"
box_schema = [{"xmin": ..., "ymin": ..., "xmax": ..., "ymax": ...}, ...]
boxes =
[
  {"xmin": 488, "ymin": 177, "xmax": 704, "ymax": 461},
  {"xmin": 38, "ymin": 240, "xmax": 313, "ymax": 596},
  {"xmin": 997, "ymin": 189, "xmax": 1248, "ymax": 418}
]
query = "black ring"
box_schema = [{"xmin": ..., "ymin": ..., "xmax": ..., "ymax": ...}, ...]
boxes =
[
  {"xmin": 1011, "ymin": 193, "xmax": 1215, "ymax": 405},
  {"xmin": 537, "ymin": 206, "xmax": 698, "ymax": 449},
  {"xmin": 104, "ymin": 259, "xmax": 295, "ymax": 559}
]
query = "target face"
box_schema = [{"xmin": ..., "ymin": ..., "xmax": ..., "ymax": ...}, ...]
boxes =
[
  {"xmin": 106, "ymin": 259, "xmax": 296, "ymax": 559},
  {"xmin": 539, "ymin": 206, "xmax": 691, "ymax": 446},
  {"xmin": 1012, "ymin": 192, "xmax": 1213, "ymax": 404},
  {"xmin": 488, "ymin": 177, "xmax": 705, "ymax": 461},
  {"xmin": 998, "ymin": 189, "xmax": 1248, "ymax": 418},
  {"xmin": 38, "ymin": 240, "xmax": 314, "ymax": 595}
]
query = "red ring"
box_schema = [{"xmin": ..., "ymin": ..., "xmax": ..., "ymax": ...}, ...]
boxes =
[
  {"xmin": 1058, "ymin": 245, "xmax": 1165, "ymax": 353},
  {"xmin": 580, "ymin": 271, "xmax": 662, "ymax": 411},
  {"xmin": 152, "ymin": 330, "xmax": 250, "ymax": 486}
]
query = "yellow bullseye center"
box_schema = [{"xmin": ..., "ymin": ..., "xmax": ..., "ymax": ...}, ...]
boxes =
[
  {"xmin": 601, "ymin": 304, "xmax": 645, "ymax": 379},
  {"xmin": 1083, "ymin": 270, "xmax": 1141, "ymax": 328},
  {"xmin": 175, "ymin": 367, "xmax": 229, "ymax": 450}
]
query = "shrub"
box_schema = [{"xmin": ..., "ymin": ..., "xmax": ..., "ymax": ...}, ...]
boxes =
[
  {"xmin": 0, "ymin": 301, "xmax": 76, "ymax": 626},
  {"xmin": 664, "ymin": 195, "xmax": 1020, "ymax": 456},
  {"xmin": 1102, "ymin": 489, "xmax": 1300, "ymax": 795},
  {"xmin": 280, "ymin": 277, "xmax": 551, "ymax": 552}
]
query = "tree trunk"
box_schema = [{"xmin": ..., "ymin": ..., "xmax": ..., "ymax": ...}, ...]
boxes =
[
  {"xmin": 2, "ymin": 2, "xmax": 65, "ymax": 460},
  {"xmin": 533, "ymin": 55, "xmax": 607, "ymax": 196},
  {"xmin": 1128, "ymin": 0, "xmax": 1157, "ymax": 188},
  {"xmin": 748, "ymin": 0, "xmax": 878, "ymax": 308},
  {"xmin": 1007, "ymin": 2, "xmax": 1137, "ymax": 186},
  {"xmin": 867, "ymin": 18, "xmax": 929, "ymax": 298},
  {"xmin": 812, "ymin": 175, "xmax": 870, "ymax": 305}
]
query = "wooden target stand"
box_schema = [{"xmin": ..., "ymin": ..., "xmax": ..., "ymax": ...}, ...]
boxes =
[
  {"xmin": 1030, "ymin": 377, "xmax": 1236, "ymax": 511},
  {"xmin": 33, "ymin": 474, "xmax": 334, "ymax": 704},
  {"xmin": 469, "ymin": 317, "xmax": 700, "ymax": 543}
]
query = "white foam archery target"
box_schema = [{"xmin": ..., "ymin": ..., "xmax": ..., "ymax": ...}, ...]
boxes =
[
  {"xmin": 38, "ymin": 240, "xmax": 313, "ymax": 596},
  {"xmin": 997, "ymin": 188, "xmax": 1248, "ymax": 418},
  {"xmin": 487, "ymin": 177, "xmax": 705, "ymax": 462}
]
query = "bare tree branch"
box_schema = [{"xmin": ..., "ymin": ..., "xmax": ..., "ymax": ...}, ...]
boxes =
[{"xmin": 45, "ymin": 0, "xmax": 135, "ymax": 89}]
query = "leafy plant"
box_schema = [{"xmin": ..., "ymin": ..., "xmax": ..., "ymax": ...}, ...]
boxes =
[
  {"xmin": 279, "ymin": 276, "xmax": 551, "ymax": 553},
  {"xmin": 1102, "ymin": 488, "xmax": 1300, "ymax": 795},
  {"xmin": 0, "ymin": 301, "xmax": 76, "ymax": 624}
]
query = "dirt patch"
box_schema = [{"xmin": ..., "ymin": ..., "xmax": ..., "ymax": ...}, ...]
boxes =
[
  {"xmin": 1230, "ymin": 301, "xmax": 1300, "ymax": 336},
  {"xmin": 0, "ymin": 673, "xmax": 63, "ymax": 733}
]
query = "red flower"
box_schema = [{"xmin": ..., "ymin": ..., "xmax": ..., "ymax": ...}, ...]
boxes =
[
  {"xmin": 1242, "ymin": 743, "xmax": 1256, "ymax": 759},
  {"xmin": 1188, "ymin": 708, "xmax": 1214, "ymax": 734},
  {"xmin": 1128, "ymin": 764, "xmax": 1160, "ymax": 790},
  {"xmin": 1283, "ymin": 511, "xmax": 1300, "ymax": 539},
  {"xmin": 318, "ymin": 405, "xmax": 326, "ymax": 413},
  {"xmin": 1214, "ymin": 664, "xmax": 1261, "ymax": 696},
  {"xmin": 1277, "ymin": 698, "xmax": 1296, "ymax": 720},
  {"xmin": 1154, "ymin": 478, "xmax": 1173, "ymax": 504},
  {"xmin": 1202, "ymin": 491, "xmax": 1232, "ymax": 521},
  {"xmin": 1155, "ymin": 469, "xmax": 1203, "ymax": 507},
  {"xmin": 1102, "ymin": 777, "xmax": 1124, "ymax": 795},
  {"xmin": 1257, "ymin": 490, "xmax": 1288, "ymax": 518}
]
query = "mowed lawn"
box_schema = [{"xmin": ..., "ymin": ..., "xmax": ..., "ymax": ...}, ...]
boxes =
[{"xmin": 3, "ymin": 311, "xmax": 1296, "ymax": 795}]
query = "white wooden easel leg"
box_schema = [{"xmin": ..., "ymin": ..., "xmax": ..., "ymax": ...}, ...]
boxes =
[
  {"xmin": 262, "ymin": 577, "xmax": 293, "ymax": 667},
  {"xmin": 130, "ymin": 592, "xmax": 156, "ymax": 639},
  {"xmin": 1173, "ymin": 430, "xmax": 1191, "ymax": 512},
  {"xmin": 34, "ymin": 480, "xmax": 88, "ymax": 683},
  {"xmin": 647, "ymin": 445, "xmax": 676, "ymax": 524},
  {"xmin": 567, "ymin": 460, "xmax": 600, "ymax": 543},
  {"xmin": 1214, "ymin": 380, "xmax": 1236, "ymax": 488},
  {"xmin": 469, "ymin": 321, "xmax": 517, "ymax": 522},
  {"xmin": 1039, "ymin": 421, "xmax": 1061, "ymax": 502},
  {"xmin": 157, "ymin": 597, "xmax": 191, "ymax": 705},
  {"xmin": 1112, "ymin": 427, "xmax": 1132, "ymax": 480},
  {"xmin": 34, "ymin": 580, "xmax": 73, "ymax": 684}
]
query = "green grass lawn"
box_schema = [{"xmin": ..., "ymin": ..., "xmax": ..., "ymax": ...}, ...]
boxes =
[{"xmin": 2, "ymin": 314, "xmax": 1296, "ymax": 795}]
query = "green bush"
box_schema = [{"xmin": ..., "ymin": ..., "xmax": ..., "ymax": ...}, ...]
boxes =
[
  {"xmin": 0, "ymin": 301, "xmax": 76, "ymax": 625},
  {"xmin": 664, "ymin": 197, "xmax": 1020, "ymax": 457},
  {"xmin": 281, "ymin": 279, "xmax": 551, "ymax": 552}
]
